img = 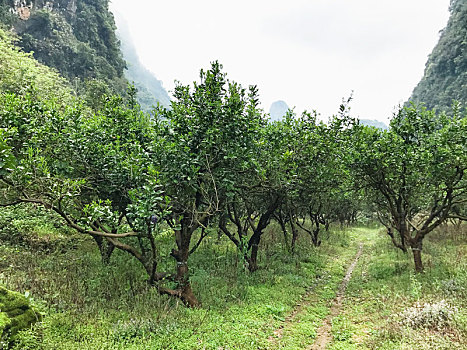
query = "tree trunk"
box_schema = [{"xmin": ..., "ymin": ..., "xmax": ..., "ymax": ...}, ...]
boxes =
[
  {"xmin": 170, "ymin": 248, "xmax": 200, "ymax": 307},
  {"xmin": 170, "ymin": 216, "xmax": 201, "ymax": 307},
  {"xmin": 248, "ymin": 240, "xmax": 259, "ymax": 272},
  {"xmin": 176, "ymin": 260, "xmax": 200, "ymax": 307},
  {"xmin": 311, "ymin": 228, "xmax": 320, "ymax": 247},
  {"xmin": 92, "ymin": 235, "xmax": 115, "ymax": 264},
  {"xmin": 275, "ymin": 213, "xmax": 291, "ymax": 252},
  {"xmin": 410, "ymin": 238, "xmax": 424, "ymax": 273},
  {"xmin": 289, "ymin": 216, "xmax": 299, "ymax": 253},
  {"xmin": 246, "ymin": 195, "xmax": 282, "ymax": 271},
  {"xmin": 387, "ymin": 227, "xmax": 407, "ymax": 253},
  {"xmin": 311, "ymin": 215, "xmax": 321, "ymax": 247},
  {"xmin": 412, "ymin": 248, "xmax": 423, "ymax": 273}
]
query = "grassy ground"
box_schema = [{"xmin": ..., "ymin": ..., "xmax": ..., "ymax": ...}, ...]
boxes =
[
  {"xmin": 328, "ymin": 225, "xmax": 467, "ymax": 350},
  {"xmin": 0, "ymin": 207, "xmax": 465, "ymax": 349}
]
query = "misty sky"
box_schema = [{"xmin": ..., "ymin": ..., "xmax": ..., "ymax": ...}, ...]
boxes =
[{"xmin": 110, "ymin": 0, "xmax": 451, "ymax": 123}]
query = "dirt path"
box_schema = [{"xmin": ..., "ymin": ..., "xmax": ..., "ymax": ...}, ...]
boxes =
[
  {"xmin": 268, "ymin": 275, "xmax": 325, "ymax": 342},
  {"xmin": 308, "ymin": 243, "xmax": 364, "ymax": 350},
  {"xmin": 268, "ymin": 243, "xmax": 364, "ymax": 349}
]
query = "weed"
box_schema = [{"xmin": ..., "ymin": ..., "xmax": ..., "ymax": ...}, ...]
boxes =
[
  {"xmin": 409, "ymin": 273, "xmax": 423, "ymax": 300},
  {"xmin": 331, "ymin": 315, "xmax": 354, "ymax": 342}
]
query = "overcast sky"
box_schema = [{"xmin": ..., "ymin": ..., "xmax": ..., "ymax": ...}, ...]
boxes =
[{"xmin": 109, "ymin": 0, "xmax": 451, "ymax": 123}]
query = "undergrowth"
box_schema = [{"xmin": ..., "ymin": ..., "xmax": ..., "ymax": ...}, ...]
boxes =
[
  {"xmin": 331, "ymin": 224, "xmax": 467, "ymax": 350},
  {"xmin": 0, "ymin": 207, "xmax": 345, "ymax": 349},
  {"xmin": 0, "ymin": 207, "xmax": 465, "ymax": 349}
]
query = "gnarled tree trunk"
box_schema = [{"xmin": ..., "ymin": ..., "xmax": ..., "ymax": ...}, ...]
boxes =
[
  {"xmin": 169, "ymin": 247, "xmax": 200, "ymax": 307},
  {"xmin": 289, "ymin": 213, "xmax": 299, "ymax": 253}
]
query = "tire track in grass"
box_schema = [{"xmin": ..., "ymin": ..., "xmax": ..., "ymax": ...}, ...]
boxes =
[
  {"xmin": 267, "ymin": 275, "xmax": 325, "ymax": 342},
  {"xmin": 308, "ymin": 243, "xmax": 363, "ymax": 350}
]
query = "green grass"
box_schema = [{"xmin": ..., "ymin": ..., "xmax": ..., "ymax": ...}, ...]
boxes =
[
  {"xmin": 329, "ymin": 225, "xmax": 467, "ymax": 350},
  {"xmin": 274, "ymin": 231, "xmax": 360, "ymax": 349},
  {"xmin": 0, "ymin": 212, "xmax": 336, "ymax": 350},
  {"xmin": 0, "ymin": 210, "xmax": 465, "ymax": 349}
]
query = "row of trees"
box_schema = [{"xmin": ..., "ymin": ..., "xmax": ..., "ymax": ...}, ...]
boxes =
[{"xmin": 1, "ymin": 61, "xmax": 466, "ymax": 306}]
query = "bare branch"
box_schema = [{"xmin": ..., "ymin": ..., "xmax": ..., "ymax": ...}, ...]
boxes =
[{"xmin": 189, "ymin": 227, "xmax": 209, "ymax": 255}]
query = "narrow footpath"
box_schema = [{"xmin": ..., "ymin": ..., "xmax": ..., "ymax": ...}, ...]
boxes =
[
  {"xmin": 268, "ymin": 242, "xmax": 364, "ymax": 349},
  {"xmin": 268, "ymin": 275, "xmax": 325, "ymax": 342},
  {"xmin": 309, "ymin": 243, "xmax": 364, "ymax": 350}
]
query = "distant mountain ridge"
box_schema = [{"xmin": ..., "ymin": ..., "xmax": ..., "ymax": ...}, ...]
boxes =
[
  {"xmin": 359, "ymin": 119, "xmax": 388, "ymax": 130},
  {"xmin": 114, "ymin": 12, "xmax": 170, "ymax": 111}
]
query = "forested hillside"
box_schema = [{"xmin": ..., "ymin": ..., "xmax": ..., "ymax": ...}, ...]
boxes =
[
  {"xmin": 0, "ymin": 0, "xmax": 126, "ymax": 92},
  {"xmin": 408, "ymin": 0, "xmax": 467, "ymax": 110},
  {"xmin": 0, "ymin": 0, "xmax": 170, "ymax": 108},
  {"xmin": 0, "ymin": 28, "xmax": 72, "ymax": 103}
]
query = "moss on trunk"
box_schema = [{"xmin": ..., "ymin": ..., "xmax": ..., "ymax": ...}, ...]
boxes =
[{"xmin": 0, "ymin": 287, "xmax": 42, "ymax": 343}]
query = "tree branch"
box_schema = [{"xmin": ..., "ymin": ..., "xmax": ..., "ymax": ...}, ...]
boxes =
[{"xmin": 18, "ymin": 198, "xmax": 139, "ymax": 238}]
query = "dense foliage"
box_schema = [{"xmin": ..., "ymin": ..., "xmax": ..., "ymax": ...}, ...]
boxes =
[
  {"xmin": 351, "ymin": 105, "xmax": 467, "ymax": 271},
  {"xmin": 1, "ymin": 50, "xmax": 466, "ymax": 310},
  {"xmin": 0, "ymin": 2, "xmax": 466, "ymax": 348},
  {"xmin": 0, "ymin": 28, "xmax": 72, "ymax": 103},
  {"xmin": 0, "ymin": 0, "xmax": 466, "ymax": 314},
  {"xmin": 408, "ymin": 0, "xmax": 467, "ymax": 111}
]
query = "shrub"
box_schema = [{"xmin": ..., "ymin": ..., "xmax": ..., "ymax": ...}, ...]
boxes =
[
  {"xmin": 0, "ymin": 287, "xmax": 42, "ymax": 344},
  {"xmin": 398, "ymin": 300, "xmax": 458, "ymax": 330}
]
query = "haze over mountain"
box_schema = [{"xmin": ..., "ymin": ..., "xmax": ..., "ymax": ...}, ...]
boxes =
[
  {"xmin": 359, "ymin": 119, "xmax": 388, "ymax": 130},
  {"xmin": 109, "ymin": 0, "xmax": 451, "ymax": 124},
  {"xmin": 114, "ymin": 12, "xmax": 171, "ymax": 111}
]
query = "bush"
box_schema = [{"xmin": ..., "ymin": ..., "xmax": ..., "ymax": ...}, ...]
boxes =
[
  {"xmin": 0, "ymin": 287, "xmax": 42, "ymax": 344},
  {"xmin": 398, "ymin": 300, "xmax": 459, "ymax": 330}
]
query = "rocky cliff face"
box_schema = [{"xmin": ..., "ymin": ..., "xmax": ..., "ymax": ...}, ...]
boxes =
[
  {"xmin": 1, "ymin": 0, "xmax": 170, "ymax": 108},
  {"xmin": 11, "ymin": 0, "xmax": 77, "ymax": 20},
  {"xmin": 0, "ymin": 0, "xmax": 127, "ymax": 93}
]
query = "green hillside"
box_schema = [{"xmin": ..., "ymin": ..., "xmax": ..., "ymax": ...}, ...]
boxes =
[
  {"xmin": 408, "ymin": 0, "xmax": 467, "ymax": 111},
  {"xmin": 0, "ymin": 0, "xmax": 127, "ymax": 93},
  {"xmin": 0, "ymin": 0, "xmax": 170, "ymax": 108},
  {"xmin": 0, "ymin": 27, "xmax": 72, "ymax": 103}
]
